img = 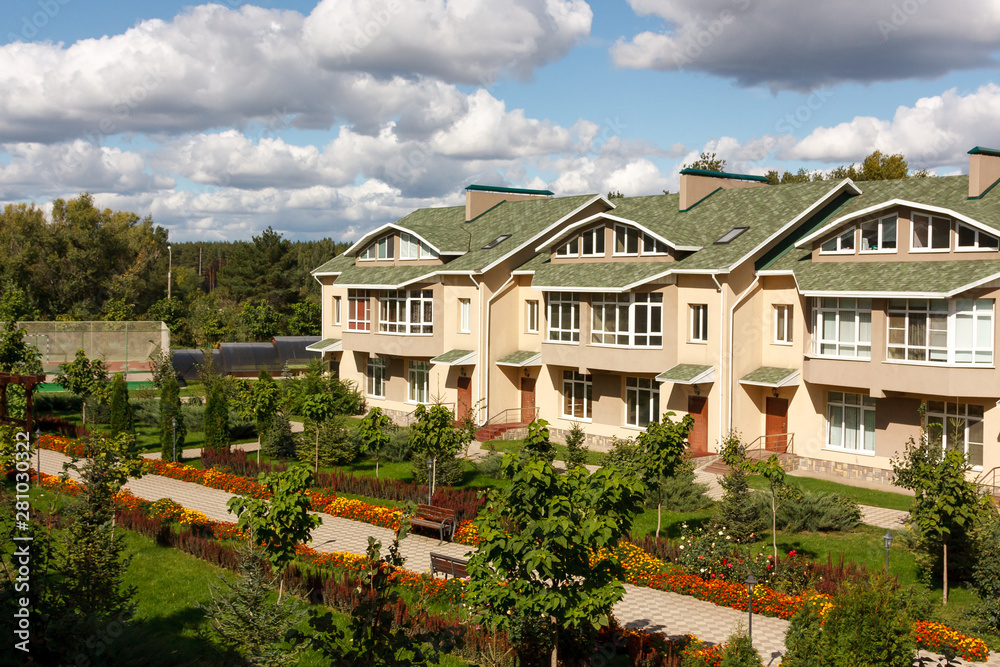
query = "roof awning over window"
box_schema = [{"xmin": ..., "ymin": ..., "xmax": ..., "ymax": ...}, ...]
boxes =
[
  {"xmin": 305, "ymin": 338, "xmax": 342, "ymax": 353},
  {"xmin": 656, "ymin": 364, "xmax": 715, "ymax": 384},
  {"xmin": 495, "ymin": 350, "xmax": 542, "ymax": 367},
  {"xmin": 430, "ymin": 349, "xmax": 476, "ymax": 366},
  {"xmin": 739, "ymin": 367, "xmax": 800, "ymax": 388}
]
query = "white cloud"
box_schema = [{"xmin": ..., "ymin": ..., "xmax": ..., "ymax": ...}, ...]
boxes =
[
  {"xmin": 786, "ymin": 84, "xmax": 1000, "ymax": 168},
  {"xmin": 304, "ymin": 0, "xmax": 592, "ymax": 84},
  {"xmin": 612, "ymin": 0, "xmax": 1000, "ymax": 91}
]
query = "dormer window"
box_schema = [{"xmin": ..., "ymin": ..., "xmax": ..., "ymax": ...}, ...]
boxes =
[
  {"xmin": 860, "ymin": 215, "xmax": 897, "ymax": 253},
  {"xmin": 581, "ymin": 226, "xmax": 605, "ymax": 256},
  {"xmin": 642, "ymin": 233, "xmax": 668, "ymax": 255},
  {"xmin": 361, "ymin": 235, "xmax": 394, "ymax": 261},
  {"xmin": 399, "ymin": 232, "xmax": 439, "ymax": 260},
  {"xmin": 614, "ymin": 225, "xmax": 640, "ymax": 256},
  {"xmin": 911, "ymin": 214, "xmax": 950, "ymax": 251},
  {"xmin": 957, "ymin": 223, "xmax": 1000, "ymax": 251},
  {"xmin": 820, "ymin": 228, "xmax": 855, "ymax": 254},
  {"xmin": 556, "ymin": 237, "xmax": 579, "ymax": 257}
]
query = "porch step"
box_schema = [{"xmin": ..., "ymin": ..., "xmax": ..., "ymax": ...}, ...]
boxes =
[
  {"xmin": 702, "ymin": 451, "xmax": 799, "ymax": 476},
  {"xmin": 475, "ymin": 421, "xmax": 531, "ymax": 443}
]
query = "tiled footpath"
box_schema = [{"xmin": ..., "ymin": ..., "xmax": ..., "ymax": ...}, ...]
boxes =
[{"xmin": 35, "ymin": 449, "xmax": 999, "ymax": 665}]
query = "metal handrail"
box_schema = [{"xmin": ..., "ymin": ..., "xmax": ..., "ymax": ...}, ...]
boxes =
[
  {"xmin": 742, "ymin": 432, "xmax": 794, "ymax": 457},
  {"xmin": 481, "ymin": 407, "xmax": 539, "ymax": 429},
  {"xmin": 976, "ymin": 466, "xmax": 1000, "ymax": 499},
  {"xmin": 401, "ymin": 402, "xmax": 457, "ymax": 426}
]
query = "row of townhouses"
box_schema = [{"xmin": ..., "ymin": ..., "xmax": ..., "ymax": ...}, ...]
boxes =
[{"xmin": 308, "ymin": 147, "xmax": 1000, "ymax": 487}]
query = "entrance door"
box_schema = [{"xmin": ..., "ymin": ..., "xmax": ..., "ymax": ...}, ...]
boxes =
[
  {"xmin": 765, "ymin": 397, "xmax": 789, "ymax": 452},
  {"xmin": 520, "ymin": 377, "xmax": 536, "ymax": 423},
  {"xmin": 687, "ymin": 396, "xmax": 708, "ymax": 454},
  {"xmin": 457, "ymin": 376, "xmax": 472, "ymax": 420}
]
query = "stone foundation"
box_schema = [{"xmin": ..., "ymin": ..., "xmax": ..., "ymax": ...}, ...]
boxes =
[
  {"xmin": 547, "ymin": 427, "xmax": 619, "ymax": 452},
  {"xmin": 793, "ymin": 456, "xmax": 897, "ymax": 487}
]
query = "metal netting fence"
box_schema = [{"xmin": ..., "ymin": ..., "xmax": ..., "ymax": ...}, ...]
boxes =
[{"xmin": 16, "ymin": 321, "xmax": 170, "ymax": 375}]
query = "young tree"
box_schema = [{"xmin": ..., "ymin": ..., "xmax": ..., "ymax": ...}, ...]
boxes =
[
  {"xmin": 107, "ymin": 373, "xmax": 135, "ymax": 439},
  {"xmin": 159, "ymin": 373, "xmax": 186, "ymax": 461},
  {"xmin": 227, "ymin": 465, "xmax": 321, "ymax": 603},
  {"xmin": 563, "ymin": 421, "xmax": 589, "ymax": 469},
  {"xmin": 520, "ymin": 418, "xmax": 556, "ymax": 463},
  {"xmin": 55, "ymin": 349, "xmax": 110, "ymax": 426},
  {"xmin": 242, "ymin": 370, "xmax": 281, "ymax": 434},
  {"xmin": 203, "ymin": 381, "xmax": 230, "ymax": 451},
  {"xmin": 752, "ymin": 454, "xmax": 787, "ymax": 568},
  {"xmin": 199, "ymin": 542, "xmax": 305, "ymax": 667},
  {"xmin": 358, "ymin": 407, "xmax": 391, "ymax": 479},
  {"xmin": 715, "ymin": 431, "xmax": 765, "ymax": 544},
  {"xmin": 301, "ymin": 393, "xmax": 338, "ymax": 473},
  {"xmin": 638, "ymin": 411, "xmax": 693, "ymax": 538},
  {"xmin": 891, "ymin": 415, "xmax": 990, "ymax": 605},
  {"xmin": 467, "ymin": 421, "xmax": 645, "ymax": 664},
  {"xmin": 408, "ymin": 403, "xmax": 464, "ymax": 495},
  {"xmin": 240, "ymin": 299, "xmax": 282, "ymax": 342}
]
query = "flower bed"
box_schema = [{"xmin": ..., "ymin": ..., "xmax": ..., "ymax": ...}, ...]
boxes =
[{"xmin": 913, "ymin": 620, "xmax": 990, "ymax": 662}]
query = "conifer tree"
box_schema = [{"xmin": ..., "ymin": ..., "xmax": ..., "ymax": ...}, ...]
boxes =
[
  {"xmin": 203, "ymin": 381, "xmax": 230, "ymax": 451},
  {"xmin": 107, "ymin": 373, "xmax": 135, "ymax": 438},
  {"xmin": 159, "ymin": 373, "xmax": 186, "ymax": 461}
]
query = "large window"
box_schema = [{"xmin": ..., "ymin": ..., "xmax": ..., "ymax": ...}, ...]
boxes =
[
  {"xmin": 348, "ymin": 290, "xmax": 371, "ymax": 331},
  {"xmin": 562, "ymin": 371, "xmax": 592, "ymax": 420},
  {"xmin": 582, "ymin": 226, "xmax": 605, "ymax": 256},
  {"xmin": 556, "ymin": 236, "xmax": 579, "ymax": 257},
  {"xmin": 774, "ymin": 304, "xmax": 793, "ymax": 344},
  {"xmin": 860, "ymin": 215, "xmax": 897, "ymax": 253},
  {"xmin": 820, "ymin": 228, "xmax": 855, "ymax": 254},
  {"xmin": 887, "ymin": 298, "xmax": 993, "ymax": 364},
  {"xmin": 547, "ymin": 292, "xmax": 580, "ymax": 342},
  {"xmin": 366, "ymin": 356, "xmax": 386, "ymax": 398},
  {"xmin": 925, "ymin": 401, "xmax": 984, "ymax": 468},
  {"xmin": 614, "ymin": 224, "xmax": 667, "ymax": 256},
  {"xmin": 625, "ymin": 377, "xmax": 659, "ymax": 428},
  {"xmin": 690, "ymin": 304, "xmax": 708, "ymax": 343},
  {"xmin": 408, "ymin": 361, "xmax": 430, "ymax": 403},
  {"xmin": 399, "ymin": 232, "xmax": 438, "ymax": 260},
  {"xmin": 826, "ymin": 392, "xmax": 876, "ymax": 453},
  {"xmin": 379, "ymin": 290, "xmax": 433, "ymax": 334},
  {"xmin": 957, "ymin": 223, "xmax": 1000, "ymax": 250},
  {"xmin": 361, "ymin": 234, "xmax": 394, "ymax": 260},
  {"xmin": 590, "ymin": 293, "xmax": 663, "ymax": 347},
  {"xmin": 911, "ymin": 214, "xmax": 950, "ymax": 250},
  {"xmin": 813, "ymin": 298, "xmax": 872, "ymax": 358}
]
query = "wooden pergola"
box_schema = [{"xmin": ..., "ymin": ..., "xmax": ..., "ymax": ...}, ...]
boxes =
[{"xmin": 0, "ymin": 372, "xmax": 47, "ymax": 433}]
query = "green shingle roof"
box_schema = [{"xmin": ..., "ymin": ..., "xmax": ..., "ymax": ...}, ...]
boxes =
[
  {"xmin": 312, "ymin": 254, "xmax": 353, "ymax": 275},
  {"xmin": 766, "ymin": 253, "xmax": 1000, "ymax": 296},
  {"xmin": 333, "ymin": 264, "xmax": 438, "ymax": 288},
  {"xmin": 305, "ymin": 338, "xmax": 341, "ymax": 352},
  {"xmin": 430, "ymin": 349, "xmax": 476, "ymax": 365},
  {"xmin": 496, "ymin": 350, "xmax": 542, "ymax": 366},
  {"xmin": 739, "ymin": 367, "xmax": 800, "ymax": 387},
  {"xmin": 529, "ymin": 259, "xmax": 672, "ymax": 291},
  {"xmin": 656, "ymin": 364, "xmax": 714, "ymax": 383}
]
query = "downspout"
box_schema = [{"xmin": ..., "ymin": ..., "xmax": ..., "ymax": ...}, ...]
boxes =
[
  {"xmin": 728, "ymin": 276, "xmax": 760, "ymax": 434},
  {"xmin": 467, "ymin": 274, "xmax": 482, "ymax": 423},
  {"xmin": 484, "ymin": 275, "xmax": 516, "ymax": 426},
  {"xmin": 710, "ymin": 274, "xmax": 724, "ymax": 450}
]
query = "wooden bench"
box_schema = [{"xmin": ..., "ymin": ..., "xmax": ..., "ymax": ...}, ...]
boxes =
[
  {"xmin": 430, "ymin": 552, "xmax": 469, "ymax": 580},
  {"xmin": 410, "ymin": 504, "xmax": 456, "ymax": 544}
]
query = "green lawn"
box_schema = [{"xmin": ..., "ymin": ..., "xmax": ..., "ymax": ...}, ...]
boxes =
[
  {"xmin": 748, "ymin": 473, "xmax": 915, "ymax": 512},
  {"xmin": 482, "ymin": 437, "xmax": 608, "ymax": 466}
]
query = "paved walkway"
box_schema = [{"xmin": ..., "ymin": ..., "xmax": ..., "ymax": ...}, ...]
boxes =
[{"xmin": 35, "ymin": 448, "xmax": 998, "ymax": 665}]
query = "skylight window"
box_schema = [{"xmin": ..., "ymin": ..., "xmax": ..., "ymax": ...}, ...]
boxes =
[
  {"xmin": 714, "ymin": 227, "xmax": 749, "ymax": 244},
  {"xmin": 482, "ymin": 234, "xmax": 511, "ymax": 250}
]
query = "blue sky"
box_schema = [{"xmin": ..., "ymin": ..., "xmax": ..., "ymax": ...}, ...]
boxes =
[{"xmin": 1, "ymin": 0, "xmax": 999, "ymax": 241}]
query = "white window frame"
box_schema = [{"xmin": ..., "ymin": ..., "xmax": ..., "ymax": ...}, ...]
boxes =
[
  {"xmin": 859, "ymin": 215, "xmax": 898, "ymax": 254},
  {"xmin": 625, "ymin": 377, "xmax": 659, "ymax": 428},
  {"xmin": 333, "ymin": 296, "xmax": 341, "ymax": 326},
  {"xmin": 925, "ymin": 401, "xmax": 984, "ymax": 469},
  {"xmin": 547, "ymin": 292, "xmax": 580, "ymax": 343},
  {"xmin": 562, "ymin": 370, "xmax": 592, "ymax": 421},
  {"xmin": 408, "ymin": 360, "xmax": 430, "ymax": 404},
  {"xmin": 956, "ymin": 223, "xmax": 1000, "ymax": 252},
  {"xmin": 378, "ymin": 289, "xmax": 433, "ymax": 335},
  {"xmin": 910, "ymin": 213, "xmax": 951, "ymax": 252},
  {"xmin": 526, "ymin": 300, "xmax": 539, "ymax": 333},
  {"xmin": 556, "ymin": 237, "xmax": 579, "ymax": 257},
  {"xmin": 459, "ymin": 298, "xmax": 471, "ymax": 334},
  {"xmin": 419, "ymin": 239, "xmax": 438, "ymax": 259},
  {"xmin": 689, "ymin": 304, "xmax": 708, "ymax": 343},
  {"xmin": 642, "ymin": 233, "xmax": 669, "ymax": 255},
  {"xmin": 773, "ymin": 304, "xmax": 793, "ymax": 345},
  {"xmin": 399, "ymin": 232, "xmax": 420, "ymax": 260},
  {"xmin": 366, "ymin": 356, "xmax": 386, "ymax": 398},
  {"xmin": 887, "ymin": 298, "xmax": 994, "ymax": 365},
  {"xmin": 613, "ymin": 224, "xmax": 640, "ymax": 256},
  {"xmin": 581, "ymin": 226, "xmax": 605, "ymax": 257},
  {"xmin": 360, "ymin": 242, "xmax": 377, "ymax": 261},
  {"xmin": 820, "ymin": 228, "xmax": 856, "ymax": 254},
  {"xmin": 348, "ymin": 289, "xmax": 371, "ymax": 331},
  {"xmin": 825, "ymin": 391, "xmax": 876, "ymax": 454},
  {"xmin": 590, "ymin": 293, "xmax": 663, "ymax": 347},
  {"xmin": 813, "ymin": 298, "xmax": 872, "ymax": 359}
]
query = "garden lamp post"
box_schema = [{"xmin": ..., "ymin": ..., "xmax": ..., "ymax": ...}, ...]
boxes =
[
  {"xmin": 172, "ymin": 417, "xmax": 177, "ymax": 462},
  {"xmin": 883, "ymin": 531, "xmax": 894, "ymax": 572},
  {"xmin": 167, "ymin": 245, "xmax": 173, "ymax": 300},
  {"xmin": 745, "ymin": 573, "xmax": 757, "ymax": 639},
  {"xmin": 427, "ymin": 458, "xmax": 433, "ymax": 504}
]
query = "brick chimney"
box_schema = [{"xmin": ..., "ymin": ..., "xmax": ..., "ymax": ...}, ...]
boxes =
[
  {"xmin": 968, "ymin": 147, "xmax": 1000, "ymax": 199},
  {"xmin": 678, "ymin": 168, "xmax": 769, "ymax": 211},
  {"xmin": 465, "ymin": 184, "xmax": 553, "ymax": 221}
]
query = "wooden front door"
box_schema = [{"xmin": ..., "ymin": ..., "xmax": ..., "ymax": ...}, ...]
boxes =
[
  {"xmin": 687, "ymin": 396, "xmax": 708, "ymax": 454},
  {"xmin": 765, "ymin": 397, "xmax": 789, "ymax": 452},
  {"xmin": 520, "ymin": 378, "xmax": 536, "ymax": 423},
  {"xmin": 457, "ymin": 376, "xmax": 472, "ymax": 420}
]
